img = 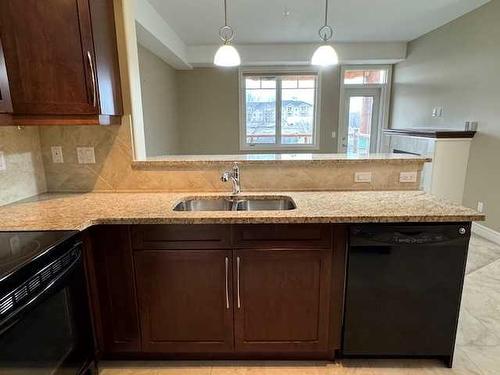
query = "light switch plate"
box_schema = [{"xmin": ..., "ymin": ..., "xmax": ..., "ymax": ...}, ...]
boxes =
[
  {"xmin": 400, "ymin": 171, "xmax": 418, "ymax": 183},
  {"xmin": 354, "ymin": 172, "xmax": 372, "ymax": 183},
  {"xmin": 477, "ymin": 202, "xmax": 484, "ymax": 213},
  {"xmin": 77, "ymin": 147, "xmax": 96, "ymax": 164},
  {"xmin": 51, "ymin": 146, "xmax": 64, "ymax": 163},
  {"xmin": 0, "ymin": 151, "xmax": 6, "ymax": 171}
]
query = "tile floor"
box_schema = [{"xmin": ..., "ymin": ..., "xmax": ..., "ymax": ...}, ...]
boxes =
[{"xmin": 100, "ymin": 235, "xmax": 500, "ymax": 375}]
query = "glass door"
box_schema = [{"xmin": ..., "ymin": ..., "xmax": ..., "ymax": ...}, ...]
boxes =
[{"xmin": 340, "ymin": 88, "xmax": 381, "ymax": 155}]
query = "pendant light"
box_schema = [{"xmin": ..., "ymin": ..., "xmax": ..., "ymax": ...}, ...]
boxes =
[
  {"xmin": 311, "ymin": 0, "xmax": 339, "ymax": 66},
  {"xmin": 214, "ymin": 0, "xmax": 241, "ymax": 67}
]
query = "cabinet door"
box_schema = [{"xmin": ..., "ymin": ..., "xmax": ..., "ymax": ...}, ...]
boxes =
[
  {"xmin": 85, "ymin": 226, "xmax": 141, "ymax": 354},
  {"xmin": 0, "ymin": 37, "xmax": 12, "ymax": 113},
  {"xmin": 0, "ymin": 0, "xmax": 98, "ymax": 115},
  {"xmin": 234, "ymin": 249, "xmax": 331, "ymax": 354},
  {"xmin": 135, "ymin": 250, "xmax": 234, "ymax": 353}
]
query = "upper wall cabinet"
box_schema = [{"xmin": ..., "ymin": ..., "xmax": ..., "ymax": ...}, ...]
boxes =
[
  {"xmin": 0, "ymin": 37, "xmax": 12, "ymax": 114},
  {"xmin": 0, "ymin": 0, "xmax": 123, "ymax": 125}
]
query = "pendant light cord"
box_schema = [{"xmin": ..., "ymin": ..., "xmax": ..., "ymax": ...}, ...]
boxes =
[
  {"xmin": 219, "ymin": 0, "xmax": 234, "ymax": 43},
  {"xmin": 224, "ymin": 0, "xmax": 228, "ymax": 27},
  {"xmin": 324, "ymin": 0, "xmax": 328, "ymax": 27},
  {"xmin": 318, "ymin": 0, "xmax": 333, "ymax": 42}
]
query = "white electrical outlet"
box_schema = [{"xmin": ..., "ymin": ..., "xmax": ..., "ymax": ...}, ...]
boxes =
[
  {"xmin": 354, "ymin": 172, "xmax": 372, "ymax": 183},
  {"xmin": 477, "ymin": 202, "xmax": 484, "ymax": 213},
  {"xmin": 77, "ymin": 147, "xmax": 96, "ymax": 164},
  {"xmin": 399, "ymin": 171, "xmax": 418, "ymax": 183},
  {"xmin": 51, "ymin": 146, "xmax": 64, "ymax": 163},
  {"xmin": 0, "ymin": 151, "xmax": 6, "ymax": 171}
]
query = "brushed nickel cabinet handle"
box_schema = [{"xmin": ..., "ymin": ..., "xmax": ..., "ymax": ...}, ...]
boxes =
[
  {"xmin": 86, "ymin": 51, "xmax": 97, "ymax": 107},
  {"xmin": 237, "ymin": 256, "xmax": 241, "ymax": 309},
  {"xmin": 225, "ymin": 256, "xmax": 229, "ymax": 309}
]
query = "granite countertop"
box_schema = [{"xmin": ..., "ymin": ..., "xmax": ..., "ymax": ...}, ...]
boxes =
[
  {"xmin": 132, "ymin": 153, "xmax": 432, "ymax": 169},
  {"xmin": 0, "ymin": 191, "xmax": 484, "ymax": 231}
]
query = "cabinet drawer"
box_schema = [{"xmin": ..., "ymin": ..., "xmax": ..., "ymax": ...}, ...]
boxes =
[
  {"xmin": 233, "ymin": 224, "xmax": 332, "ymax": 249},
  {"xmin": 131, "ymin": 224, "xmax": 231, "ymax": 250}
]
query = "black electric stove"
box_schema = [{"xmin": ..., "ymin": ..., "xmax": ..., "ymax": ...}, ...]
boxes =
[
  {"xmin": 0, "ymin": 231, "xmax": 96, "ymax": 375},
  {"xmin": 0, "ymin": 231, "xmax": 78, "ymax": 282}
]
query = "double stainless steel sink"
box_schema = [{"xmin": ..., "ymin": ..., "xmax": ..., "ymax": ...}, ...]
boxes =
[{"xmin": 173, "ymin": 196, "xmax": 296, "ymax": 211}]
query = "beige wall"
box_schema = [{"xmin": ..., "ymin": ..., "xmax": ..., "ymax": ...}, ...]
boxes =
[
  {"xmin": 141, "ymin": 66, "xmax": 341, "ymax": 155},
  {"xmin": 391, "ymin": 0, "xmax": 500, "ymax": 231},
  {"xmin": 177, "ymin": 68, "xmax": 240, "ymax": 154},
  {"xmin": 0, "ymin": 127, "xmax": 47, "ymax": 206},
  {"xmin": 138, "ymin": 44, "xmax": 180, "ymax": 156}
]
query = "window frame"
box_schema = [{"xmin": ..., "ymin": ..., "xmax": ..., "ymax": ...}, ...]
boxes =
[
  {"xmin": 239, "ymin": 67, "xmax": 321, "ymax": 151},
  {"xmin": 337, "ymin": 65, "xmax": 392, "ymax": 153}
]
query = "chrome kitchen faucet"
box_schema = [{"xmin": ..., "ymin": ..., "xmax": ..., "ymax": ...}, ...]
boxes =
[{"xmin": 221, "ymin": 163, "xmax": 241, "ymax": 195}]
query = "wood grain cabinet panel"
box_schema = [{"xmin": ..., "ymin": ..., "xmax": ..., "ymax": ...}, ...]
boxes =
[
  {"xmin": 0, "ymin": 37, "xmax": 12, "ymax": 114},
  {"xmin": 131, "ymin": 224, "xmax": 231, "ymax": 250},
  {"xmin": 0, "ymin": 0, "xmax": 122, "ymax": 124},
  {"xmin": 234, "ymin": 248, "xmax": 332, "ymax": 353},
  {"xmin": 233, "ymin": 224, "xmax": 332, "ymax": 249},
  {"xmin": 85, "ymin": 226, "xmax": 141, "ymax": 354},
  {"xmin": 134, "ymin": 250, "xmax": 234, "ymax": 353}
]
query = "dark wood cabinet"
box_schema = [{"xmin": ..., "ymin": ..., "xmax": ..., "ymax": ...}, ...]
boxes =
[
  {"xmin": 84, "ymin": 226, "xmax": 141, "ymax": 354},
  {"xmin": 85, "ymin": 224, "xmax": 344, "ymax": 359},
  {"xmin": 0, "ymin": 37, "xmax": 12, "ymax": 114},
  {"xmin": 234, "ymin": 249, "xmax": 332, "ymax": 354},
  {"xmin": 0, "ymin": 0, "xmax": 122, "ymax": 125},
  {"xmin": 134, "ymin": 250, "xmax": 234, "ymax": 353}
]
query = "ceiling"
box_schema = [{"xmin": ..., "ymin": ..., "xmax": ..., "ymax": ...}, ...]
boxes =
[{"xmin": 146, "ymin": 0, "xmax": 490, "ymax": 45}]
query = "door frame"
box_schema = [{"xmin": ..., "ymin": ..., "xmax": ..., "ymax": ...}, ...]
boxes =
[
  {"xmin": 340, "ymin": 88, "xmax": 381, "ymax": 154},
  {"xmin": 337, "ymin": 65, "xmax": 392, "ymax": 153}
]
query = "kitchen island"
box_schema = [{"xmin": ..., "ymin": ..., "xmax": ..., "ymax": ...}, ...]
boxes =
[{"xmin": 0, "ymin": 191, "xmax": 483, "ymax": 367}]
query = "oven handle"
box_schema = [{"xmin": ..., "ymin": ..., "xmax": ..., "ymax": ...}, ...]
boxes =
[{"xmin": 0, "ymin": 246, "xmax": 82, "ymax": 331}]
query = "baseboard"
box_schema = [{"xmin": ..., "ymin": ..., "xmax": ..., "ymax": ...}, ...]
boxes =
[{"xmin": 472, "ymin": 223, "xmax": 500, "ymax": 245}]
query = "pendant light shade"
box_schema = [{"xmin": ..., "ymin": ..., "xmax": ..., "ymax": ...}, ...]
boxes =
[
  {"xmin": 311, "ymin": 0, "xmax": 339, "ymax": 67},
  {"xmin": 311, "ymin": 44, "xmax": 338, "ymax": 66},
  {"xmin": 214, "ymin": 0, "xmax": 240, "ymax": 67},
  {"xmin": 214, "ymin": 44, "xmax": 241, "ymax": 67}
]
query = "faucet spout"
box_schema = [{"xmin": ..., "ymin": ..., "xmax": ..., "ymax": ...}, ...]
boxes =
[{"xmin": 221, "ymin": 163, "xmax": 241, "ymax": 195}]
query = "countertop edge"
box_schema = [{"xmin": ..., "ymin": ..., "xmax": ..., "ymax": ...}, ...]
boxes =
[
  {"xmin": 131, "ymin": 157, "xmax": 432, "ymax": 169},
  {"xmin": 0, "ymin": 215, "xmax": 484, "ymax": 233}
]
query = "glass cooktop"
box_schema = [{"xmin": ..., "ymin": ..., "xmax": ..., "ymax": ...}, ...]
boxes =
[{"xmin": 0, "ymin": 231, "xmax": 78, "ymax": 282}]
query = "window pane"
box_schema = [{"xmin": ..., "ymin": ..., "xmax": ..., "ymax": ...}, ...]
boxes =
[
  {"xmin": 261, "ymin": 78, "xmax": 276, "ymax": 89},
  {"xmin": 344, "ymin": 70, "xmax": 364, "ymax": 84},
  {"xmin": 245, "ymin": 78, "xmax": 276, "ymax": 144},
  {"xmin": 245, "ymin": 77, "xmax": 261, "ymax": 89},
  {"xmin": 347, "ymin": 96, "xmax": 374, "ymax": 155},
  {"xmin": 363, "ymin": 70, "xmax": 386, "ymax": 84},
  {"xmin": 344, "ymin": 69, "xmax": 387, "ymax": 84},
  {"xmin": 281, "ymin": 75, "xmax": 315, "ymax": 145}
]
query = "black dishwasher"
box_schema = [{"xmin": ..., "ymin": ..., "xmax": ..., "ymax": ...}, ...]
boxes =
[{"xmin": 342, "ymin": 223, "xmax": 471, "ymax": 367}]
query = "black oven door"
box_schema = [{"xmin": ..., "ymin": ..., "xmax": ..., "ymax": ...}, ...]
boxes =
[{"xmin": 0, "ymin": 247, "xmax": 94, "ymax": 375}]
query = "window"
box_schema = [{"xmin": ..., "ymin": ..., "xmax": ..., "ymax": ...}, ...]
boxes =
[
  {"xmin": 344, "ymin": 69, "xmax": 387, "ymax": 85},
  {"xmin": 240, "ymin": 72, "xmax": 319, "ymax": 150}
]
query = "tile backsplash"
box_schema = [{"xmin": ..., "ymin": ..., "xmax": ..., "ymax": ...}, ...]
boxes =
[
  {"xmin": 37, "ymin": 117, "xmax": 424, "ymax": 193},
  {"xmin": 1, "ymin": 116, "xmax": 424, "ymax": 206},
  {"xmin": 0, "ymin": 126, "xmax": 47, "ymax": 206}
]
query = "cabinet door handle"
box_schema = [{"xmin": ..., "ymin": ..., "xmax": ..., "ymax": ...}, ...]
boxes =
[
  {"xmin": 86, "ymin": 51, "xmax": 97, "ymax": 107},
  {"xmin": 225, "ymin": 256, "xmax": 229, "ymax": 309},
  {"xmin": 237, "ymin": 256, "xmax": 241, "ymax": 309}
]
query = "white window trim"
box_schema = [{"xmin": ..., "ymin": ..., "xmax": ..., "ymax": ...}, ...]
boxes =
[
  {"xmin": 337, "ymin": 65, "xmax": 393, "ymax": 153},
  {"xmin": 239, "ymin": 66, "xmax": 321, "ymax": 151}
]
